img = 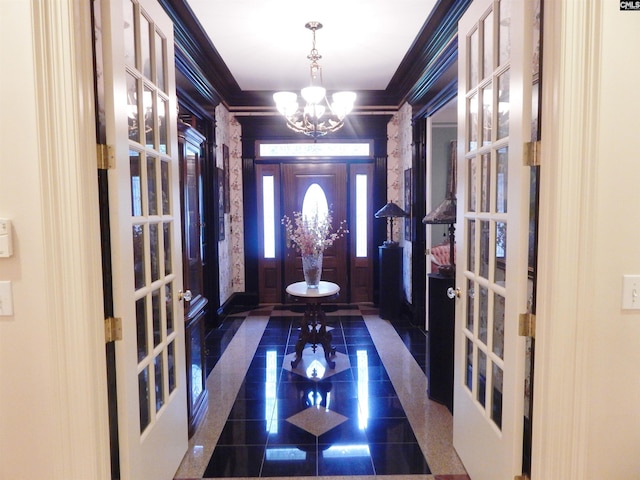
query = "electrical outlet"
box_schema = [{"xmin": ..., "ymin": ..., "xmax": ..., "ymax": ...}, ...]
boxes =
[{"xmin": 622, "ymin": 275, "xmax": 640, "ymax": 310}]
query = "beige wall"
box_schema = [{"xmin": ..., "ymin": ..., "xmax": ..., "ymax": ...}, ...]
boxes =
[
  {"xmin": 0, "ymin": 1, "xmax": 57, "ymax": 474},
  {"xmin": 534, "ymin": 1, "xmax": 640, "ymax": 478},
  {"xmin": 0, "ymin": 1, "xmax": 109, "ymax": 478},
  {"xmin": 586, "ymin": 4, "xmax": 640, "ymax": 477}
]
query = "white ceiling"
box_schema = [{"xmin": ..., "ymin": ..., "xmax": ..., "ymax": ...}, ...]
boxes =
[{"xmin": 185, "ymin": 0, "xmax": 438, "ymax": 93}]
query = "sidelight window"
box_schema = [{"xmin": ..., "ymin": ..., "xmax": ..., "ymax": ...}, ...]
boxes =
[
  {"xmin": 355, "ymin": 174, "xmax": 368, "ymax": 257},
  {"xmin": 262, "ymin": 175, "xmax": 275, "ymax": 258}
]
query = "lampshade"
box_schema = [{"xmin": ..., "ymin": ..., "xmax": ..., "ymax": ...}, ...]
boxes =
[
  {"xmin": 301, "ymin": 86, "xmax": 326, "ymax": 104},
  {"xmin": 375, "ymin": 202, "xmax": 408, "ymax": 219},
  {"xmin": 273, "ymin": 91, "xmax": 298, "ymax": 116},
  {"xmin": 422, "ymin": 197, "xmax": 456, "ymax": 224}
]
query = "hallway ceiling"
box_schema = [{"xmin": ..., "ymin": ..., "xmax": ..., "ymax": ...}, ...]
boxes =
[{"xmin": 184, "ymin": 0, "xmax": 439, "ymax": 94}]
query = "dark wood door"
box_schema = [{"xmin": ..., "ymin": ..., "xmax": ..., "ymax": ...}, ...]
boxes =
[
  {"xmin": 282, "ymin": 163, "xmax": 348, "ymax": 302},
  {"xmin": 178, "ymin": 122, "xmax": 208, "ymax": 436}
]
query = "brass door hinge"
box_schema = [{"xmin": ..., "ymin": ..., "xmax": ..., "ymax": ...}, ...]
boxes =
[
  {"xmin": 519, "ymin": 313, "xmax": 536, "ymax": 338},
  {"xmin": 97, "ymin": 143, "xmax": 114, "ymax": 170},
  {"xmin": 524, "ymin": 140, "xmax": 541, "ymax": 167},
  {"xmin": 105, "ymin": 316, "xmax": 122, "ymax": 343},
  {"xmin": 514, "ymin": 475, "xmax": 530, "ymax": 480}
]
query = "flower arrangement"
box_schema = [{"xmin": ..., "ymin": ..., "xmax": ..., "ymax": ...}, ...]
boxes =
[{"xmin": 281, "ymin": 210, "xmax": 348, "ymax": 256}]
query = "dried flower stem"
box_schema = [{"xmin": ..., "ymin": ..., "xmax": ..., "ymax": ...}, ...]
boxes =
[{"xmin": 281, "ymin": 210, "xmax": 348, "ymax": 256}]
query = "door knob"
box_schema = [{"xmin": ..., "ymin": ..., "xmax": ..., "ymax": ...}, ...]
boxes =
[
  {"xmin": 178, "ymin": 289, "xmax": 192, "ymax": 302},
  {"xmin": 447, "ymin": 287, "xmax": 461, "ymax": 299}
]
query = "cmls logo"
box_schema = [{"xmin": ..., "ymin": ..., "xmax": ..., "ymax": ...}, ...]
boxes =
[{"xmin": 620, "ymin": 0, "xmax": 640, "ymax": 10}]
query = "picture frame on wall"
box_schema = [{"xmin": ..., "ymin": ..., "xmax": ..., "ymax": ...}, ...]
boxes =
[
  {"xmin": 217, "ymin": 167, "xmax": 225, "ymax": 241},
  {"xmin": 223, "ymin": 144, "xmax": 230, "ymax": 213},
  {"xmin": 404, "ymin": 168, "xmax": 412, "ymax": 241}
]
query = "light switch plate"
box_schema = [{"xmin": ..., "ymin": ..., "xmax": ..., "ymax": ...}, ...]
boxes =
[
  {"xmin": 0, "ymin": 281, "xmax": 13, "ymax": 316},
  {"xmin": 0, "ymin": 219, "xmax": 9, "ymax": 235},
  {"xmin": 0, "ymin": 218, "xmax": 12, "ymax": 257},
  {"xmin": 622, "ymin": 275, "xmax": 640, "ymax": 310}
]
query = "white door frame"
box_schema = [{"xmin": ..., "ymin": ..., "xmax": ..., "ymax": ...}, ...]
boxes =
[
  {"xmin": 532, "ymin": 1, "xmax": 603, "ymax": 478},
  {"xmin": 18, "ymin": 0, "xmax": 111, "ymax": 478}
]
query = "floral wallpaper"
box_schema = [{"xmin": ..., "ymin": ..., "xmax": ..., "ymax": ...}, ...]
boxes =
[
  {"xmin": 215, "ymin": 104, "xmax": 245, "ymax": 305},
  {"xmin": 215, "ymin": 103, "xmax": 412, "ymax": 308},
  {"xmin": 387, "ymin": 103, "xmax": 413, "ymax": 303}
]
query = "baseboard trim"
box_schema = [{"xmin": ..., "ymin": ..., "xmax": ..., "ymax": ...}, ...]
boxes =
[{"xmin": 216, "ymin": 292, "xmax": 259, "ymax": 317}]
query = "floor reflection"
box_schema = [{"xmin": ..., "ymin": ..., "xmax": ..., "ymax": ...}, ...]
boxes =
[{"xmin": 177, "ymin": 306, "xmax": 468, "ymax": 479}]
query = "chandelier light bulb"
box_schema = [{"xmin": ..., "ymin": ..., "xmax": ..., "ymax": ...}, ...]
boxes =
[
  {"xmin": 301, "ymin": 86, "xmax": 326, "ymax": 104},
  {"xmin": 273, "ymin": 91, "xmax": 298, "ymax": 116},
  {"xmin": 331, "ymin": 91, "xmax": 356, "ymax": 118}
]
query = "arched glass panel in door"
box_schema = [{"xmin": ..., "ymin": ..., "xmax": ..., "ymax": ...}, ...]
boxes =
[{"xmin": 301, "ymin": 183, "xmax": 329, "ymax": 223}]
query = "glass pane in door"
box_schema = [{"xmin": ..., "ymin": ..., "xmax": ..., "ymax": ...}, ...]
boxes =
[
  {"xmin": 482, "ymin": 11, "xmax": 494, "ymax": 78},
  {"xmin": 106, "ymin": 0, "xmax": 188, "ymax": 476},
  {"xmin": 461, "ymin": 0, "xmax": 514, "ymax": 436},
  {"xmin": 122, "ymin": 0, "xmax": 180, "ymax": 442},
  {"xmin": 455, "ymin": 0, "xmax": 531, "ymax": 477}
]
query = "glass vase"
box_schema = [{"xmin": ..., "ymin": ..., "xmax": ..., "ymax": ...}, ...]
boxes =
[{"xmin": 301, "ymin": 252, "xmax": 323, "ymax": 288}]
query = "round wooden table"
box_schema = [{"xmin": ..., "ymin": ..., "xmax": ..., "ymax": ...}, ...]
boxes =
[{"xmin": 286, "ymin": 281, "xmax": 340, "ymax": 369}]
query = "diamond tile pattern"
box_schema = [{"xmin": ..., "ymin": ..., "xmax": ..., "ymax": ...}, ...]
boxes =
[
  {"xmin": 286, "ymin": 406, "xmax": 348, "ymax": 436},
  {"xmin": 283, "ymin": 347, "xmax": 351, "ymax": 380}
]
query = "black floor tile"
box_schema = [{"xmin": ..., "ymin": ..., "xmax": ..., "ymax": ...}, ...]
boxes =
[
  {"xmin": 261, "ymin": 445, "xmax": 317, "ymax": 477},
  {"xmin": 365, "ymin": 395, "xmax": 407, "ymax": 419},
  {"xmin": 317, "ymin": 443, "xmax": 375, "ymax": 476},
  {"xmin": 352, "ymin": 365, "xmax": 390, "ymax": 382},
  {"xmin": 243, "ymin": 366, "xmax": 272, "ymax": 382},
  {"xmin": 227, "ymin": 398, "xmax": 275, "ymax": 421},
  {"xmin": 366, "ymin": 380, "xmax": 399, "ymax": 398},
  {"xmin": 369, "ymin": 442, "xmax": 431, "ymax": 475},
  {"xmin": 265, "ymin": 421, "xmax": 317, "ymax": 446},
  {"xmin": 235, "ymin": 381, "xmax": 271, "ymax": 400},
  {"xmin": 203, "ymin": 445, "xmax": 265, "ymax": 477},
  {"xmin": 317, "ymin": 418, "xmax": 368, "ymax": 445},
  {"xmin": 364, "ymin": 417, "xmax": 419, "ymax": 443},
  {"xmin": 348, "ymin": 350, "xmax": 383, "ymax": 366},
  {"xmin": 216, "ymin": 419, "xmax": 270, "ymax": 446},
  {"xmin": 200, "ymin": 311, "xmax": 434, "ymax": 478}
]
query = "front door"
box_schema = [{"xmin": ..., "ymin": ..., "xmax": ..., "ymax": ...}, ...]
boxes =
[
  {"xmin": 101, "ymin": 0, "xmax": 188, "ymax": 478},
  {"xmin": 453, "ymin": 0, "xmax": 533, "ymax": 478},
  {"xmin": 282, "ymin": 163, "xmax": 348, "ymax": 301}
]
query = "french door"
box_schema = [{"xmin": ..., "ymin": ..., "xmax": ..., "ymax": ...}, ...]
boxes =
[
  {"xmin": 101, "ymin": 0, "xmax": 188, "ymax": 478},
  {"xmin": 453, "ymin": 0, "xmax": 533, "ymax": 478}
]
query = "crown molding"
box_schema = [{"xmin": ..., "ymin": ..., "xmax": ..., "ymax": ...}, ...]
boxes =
[{"xmin": 160, "ymin": 0, "xmax": 471, "ymax": 116}]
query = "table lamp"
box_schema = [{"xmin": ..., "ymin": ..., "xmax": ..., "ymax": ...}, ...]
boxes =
[
  {"xmin": 375, "ymin": 202, "xmax": 408, "ymax": 247},
  {"xmin": 423, "ymin": 197, "xmax": 456, "ymax": 276},
  {"xmin": 424, "ymin": 140, "xmax": 457, "ymax": 276}
]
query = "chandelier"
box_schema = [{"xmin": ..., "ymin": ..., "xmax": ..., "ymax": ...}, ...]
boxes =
[{"xmin": 273, "ymin": 22, "xmax": 356, "ymax": 139}]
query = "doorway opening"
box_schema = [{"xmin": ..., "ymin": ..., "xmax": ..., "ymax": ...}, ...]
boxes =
[{"xmin": 256, "ymin": 154, "xmax": 375, "ymax": 305}]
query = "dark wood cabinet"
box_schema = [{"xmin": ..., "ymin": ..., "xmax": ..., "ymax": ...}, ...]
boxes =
[
  {"xmin": 178, "ymin": 122, "xmax": 208, "ymax": 436},
  {"xmin": 378, "ymin": 245, "xmax": 403, "ymax": 320},
  {"xmin": 427, "ymin": 273, "xmax": 455, "ymax": 413}
]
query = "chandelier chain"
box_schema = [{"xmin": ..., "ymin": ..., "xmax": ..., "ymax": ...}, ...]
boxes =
[{"xmin": 307, "ymin": 25, "xmax": 322, "ymax": 64}]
